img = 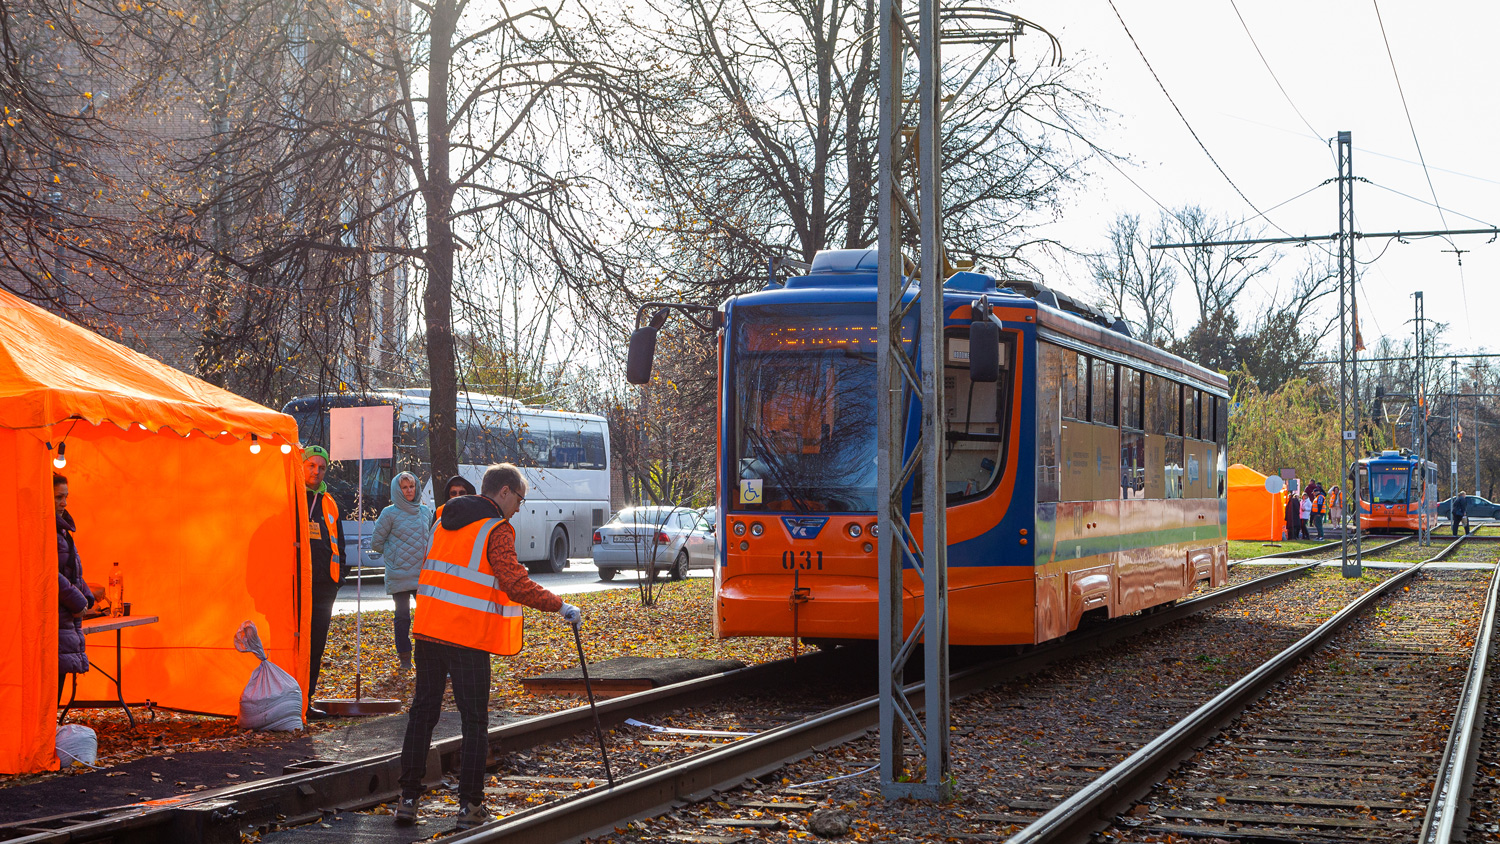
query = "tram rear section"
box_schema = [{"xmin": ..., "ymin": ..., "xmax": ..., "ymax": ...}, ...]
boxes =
[{"xmin": 709, "ymin": 248, "xmax": 1229, "ymax": 646}]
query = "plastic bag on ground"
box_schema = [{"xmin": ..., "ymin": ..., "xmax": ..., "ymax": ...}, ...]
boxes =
[
  {"xmin": 234, "ymin": 620, "xmax": 304, "ymax": 731},
  {"xmin": 56, "ymin": 724, "xmax": 97, "ymax": 767}
]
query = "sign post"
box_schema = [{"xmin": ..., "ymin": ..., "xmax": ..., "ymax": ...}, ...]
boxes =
[{"xmin": 319, "ymin": 405, "xmax": 401, "ymax": 716}]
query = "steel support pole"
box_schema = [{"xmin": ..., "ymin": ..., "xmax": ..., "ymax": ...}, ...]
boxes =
[
  {"xmin": 915, "ymin": 0, "xmax": 950, "ymax": 800},
  {"xmin": 1415, "ymin": 291, "xmax": 1428, "ymax": 546},
  {"xmin": 877, "ymin": 0, "xmax": 951, "ymax": 801},
  {"xmin": 1338, "ymin": 131, "xmax": 1362, "ymax": 578},
  {"xmin": 1452, "ymin": 360, "xmax": 1459, "ymax": 501},
  {"xmin": 875, "ymin": 0, "xmax": 907, "ymax": 789}
]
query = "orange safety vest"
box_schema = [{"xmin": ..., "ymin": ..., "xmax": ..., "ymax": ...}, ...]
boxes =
[
  {"xmin": 1312, "ymin": 493, "xmax": 1325, "ymax": 515},
  {"xmin": 413, "ymin": 517, "xmax": 524, "ymax": 655},
  {"xmin": 309, "ymin": 491, "xmax": 342, "ymax": 582}
]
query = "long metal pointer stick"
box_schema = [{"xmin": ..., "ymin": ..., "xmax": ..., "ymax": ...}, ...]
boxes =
[{"xmin": 572, "ymin": 623, "xmax": 615, "ymax": 787}]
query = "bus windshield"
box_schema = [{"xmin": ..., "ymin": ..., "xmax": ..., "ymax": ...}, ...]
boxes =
[
  {"xmin": 732, "ymin": 306, "xmax": 884, "ymax": 512},
  {"xmin": 1370, "ymin": 469, "xmax": 1410, "ymax": 504}
]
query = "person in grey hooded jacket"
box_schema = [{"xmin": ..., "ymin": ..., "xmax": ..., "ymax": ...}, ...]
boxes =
[{"xmin": 369, "ymin": 472, "xmax": 435, "ymax": 670}]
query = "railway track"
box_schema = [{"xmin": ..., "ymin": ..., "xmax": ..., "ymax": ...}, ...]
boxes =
[
  {"xmin": 1, "ymin": 551, "xmax": 1346, "ymax": 844},
  {"xmin": 1233, "ymin": 534, "xmax": 1410, "ymax": 566},
  {"xmin": 1002, "ymin": 531, "xmax": 1500, "ymax": 844}
]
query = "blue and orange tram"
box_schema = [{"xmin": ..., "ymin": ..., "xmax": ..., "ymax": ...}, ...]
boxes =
[
  {"xmin": 636, "ymin": 247, "xmax": 1230, "ymax": 647},
  {"xmin": 1356, "ymin": 449, "xmax": 1438, "ymax": 533}
]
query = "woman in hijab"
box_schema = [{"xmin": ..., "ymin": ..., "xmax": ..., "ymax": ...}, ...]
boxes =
[{"xmin": 369, "ymin": 472, "xmax": 435, "ymax": 671}]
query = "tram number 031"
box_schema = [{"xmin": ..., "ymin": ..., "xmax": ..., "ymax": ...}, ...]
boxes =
[{"xmin": 782, "ymin": 550, "xmax": 824, "ymax": 570}]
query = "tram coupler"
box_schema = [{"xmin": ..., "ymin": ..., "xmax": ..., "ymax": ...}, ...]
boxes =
[{"xmin": 789, "ymin": 569, "xmax": 812, "ymax": 662}]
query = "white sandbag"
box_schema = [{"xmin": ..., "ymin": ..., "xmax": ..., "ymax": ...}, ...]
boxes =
[
  {"xmin": 233, "ymin": 620, "xmax": 304, "ymax": 731},
  {"xmin": 56, "ymin": 724, "xmax": 97, "ymax": 767}
]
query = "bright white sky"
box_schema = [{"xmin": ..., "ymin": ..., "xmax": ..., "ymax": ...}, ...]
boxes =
[{"xmin": 1007, "ymin": 0, "xmax": 1500, "ymax": 357}]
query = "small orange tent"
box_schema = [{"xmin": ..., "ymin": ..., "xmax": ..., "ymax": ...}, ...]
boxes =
[
  {"xmin": 1227, "ymin": 463, "xmax": 1287, "ymax": 541},
  {"xmin": 0, "ymin": 290, "xmax": 309, "ymax": 773}
]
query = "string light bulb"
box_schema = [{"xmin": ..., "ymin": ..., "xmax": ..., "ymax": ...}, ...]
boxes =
[
  {"xmin": 52, "ymin": 441, "xmax": 67, "ymax": 469},
  {"xmin": 250, "ymin": 434, "xmax": 261, "ymax": 454},
  {"xmin": 280, "ymin": 442, "xmax": 293, "ymax": 454}
]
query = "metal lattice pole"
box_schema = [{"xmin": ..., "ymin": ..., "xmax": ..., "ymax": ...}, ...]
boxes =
[
  {"xmin": 1338, "ymin": 131, "xmax": 1362, "ymax": 577},
  {"xmin": 1414, "ymin": 291, "xmax": 1429, "ymax": 546},
  {"xmin": 876, "ymin": 0, "xmax": 951, "ymax": 801}
]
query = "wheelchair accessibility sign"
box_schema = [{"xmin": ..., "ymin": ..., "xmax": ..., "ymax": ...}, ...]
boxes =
[{"xmin": 739, "ymin": 478, "xmax": 764, "ymax": 503}]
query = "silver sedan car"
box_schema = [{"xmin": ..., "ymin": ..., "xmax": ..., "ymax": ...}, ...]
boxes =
[{"xmin": 592, "ymin": 506, "xmax": 715, "ymax": 581}]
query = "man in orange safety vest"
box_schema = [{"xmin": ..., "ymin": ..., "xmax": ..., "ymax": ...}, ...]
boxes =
[
  {"xmin": 303, "ymin": 445, "xmax": 345, "ymax": 720},
  {"xmin": 394, "ymin": 463, "xmax": 581, "ymax": 830}
]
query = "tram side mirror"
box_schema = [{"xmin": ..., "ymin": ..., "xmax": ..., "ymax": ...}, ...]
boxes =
[
  {"xmin": 968, "ymin": 319, "xmax": 1000, "ymax": 383},
  {"xmin": 626, "ymin": 326, "xmax": 659, "ymax": 385}
]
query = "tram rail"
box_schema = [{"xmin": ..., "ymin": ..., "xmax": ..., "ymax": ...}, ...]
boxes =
[{"xmin": 1002, "ymin": 531, "xmax": 1494, "ymax": 844}]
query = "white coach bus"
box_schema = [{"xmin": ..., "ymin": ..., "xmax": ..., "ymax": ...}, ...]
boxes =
[{"xmin": 283, "ymin": 388, "xmax": 611, "ymax": 573}]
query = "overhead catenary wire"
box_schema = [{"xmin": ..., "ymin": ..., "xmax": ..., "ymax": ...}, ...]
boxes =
[
  {"xmin": 1105, "ymin": 0, "xmax": 1301, "ymax": 242},
  {"xmin": 1371, "ymin": 0, "xmax": 1471, "ymax": 334},
  {"xmin": 1361, "ymin": 181, "xmax": 1499, "ymax": 230},
  {"xmin": 1226, "ymin": 0, "xmax": 1321, "ymax": 141}
]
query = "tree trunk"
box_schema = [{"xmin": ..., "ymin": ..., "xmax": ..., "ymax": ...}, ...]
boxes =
[{"xmin": 424, "ymin": 0, "xmax": 460, "ymax": 493}]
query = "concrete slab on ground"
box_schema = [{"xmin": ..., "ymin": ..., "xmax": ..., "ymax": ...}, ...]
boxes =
[{"xmin": 521, "ymin": 656, "xmax": 746, "ymax": 697}]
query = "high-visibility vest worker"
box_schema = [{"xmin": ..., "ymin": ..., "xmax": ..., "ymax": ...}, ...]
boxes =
[
  {"xmin": 309, "ymin": 488, "xmax": 343, "ymax": 582},
  {"xmin": 1312, "ymin": 493, "xmax": 1325, "ymax": 515},
  {"xmin": 414, "ymin": 516, "xmax": 526, "ymax": 655},
  {"xmin": 396, "ymin": 465, "xmax": 581, "ymax": 829}
]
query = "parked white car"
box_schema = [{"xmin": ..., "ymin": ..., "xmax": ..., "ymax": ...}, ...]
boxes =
[{"xmin": 592, "ymin": 506, "xmax": 716, "ymax": 581}]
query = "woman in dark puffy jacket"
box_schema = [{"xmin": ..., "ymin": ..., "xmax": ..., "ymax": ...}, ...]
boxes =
[{"xmin": 54, "ymin": 474, "xmax": 92, "ymax": 702}]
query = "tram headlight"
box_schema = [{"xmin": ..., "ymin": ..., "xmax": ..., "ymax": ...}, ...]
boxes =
[
  {"xmin": 847, "ymin": 523, "xmax": 862, "ymax": 538},
  {"xmin": 733, "ymin": 522, "xmax": 746, "ymax": 536},
  {"xmin": 750, "ymin": 522, "xmax": 764, "ymax": 537},
  {"xmin": 868, "ymin": 522, "xmax": 879, "ymax": 538}
]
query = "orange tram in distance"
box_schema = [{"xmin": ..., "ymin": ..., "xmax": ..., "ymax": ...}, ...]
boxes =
[
  {"xmin": 1355, "ymin": 449, "xmax": 1438, "ymax": 533},
  {"xmin": 640, "ymin": 248, "xmax": 1230, "ymax": 647}
]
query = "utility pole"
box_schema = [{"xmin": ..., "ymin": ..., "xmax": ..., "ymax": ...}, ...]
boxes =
[
  {"xmin": 876, "ymin": 0, "xmax": 950, "ymax": 801},
  {"xmin": 875, "ymin": 3, "xmax": 1045, "ymax": 800},
  {"xmin": 1451, "ymin": 359, "xmax": 1459, "ymax": 500},
  {"xmin": 1411, "ymin": 291, "xmax": 1429, "ymax": 546},
  {"xmin": 1337, "ymin": 132, "xmax": 1363, "ymax": 576}
]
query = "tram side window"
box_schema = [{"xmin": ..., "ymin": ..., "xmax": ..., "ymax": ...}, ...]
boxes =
[
  {"xmin": 1059, "ymin": 348, "xmax": 1078, "ymax": 419},
  {"xmin": 1183, "ymin": 389, "xmax": 1197, "ymax": 440},
  {"xmin": 1216, "ymin": 397, "xmax": 1228, "ymax": 450},
  {"xmin": 1165, "ymin": 436, "xmax": 1185, "ymax": 499},
  {"xmin": 1077, "ymin": 353, "xmax": 1091, "ymax": 419},
  {"xmin": 1091, "ymin": 359, "xmax": 1116, "ymax": 425},
  {"xmin": 1120, "ymin": 368, "xmax": 1145, "ymax": 500},
  {"xmin": 1036, "ymin": 342, "xmax": 1064, "ymax": 504},
  {"xmin": 1121, "ymin": 368, "xmax": 1143, "ymax": 431},
  {"xmin": 938, "ymin": 331, "xmax": 1016, "ymax": 501}
]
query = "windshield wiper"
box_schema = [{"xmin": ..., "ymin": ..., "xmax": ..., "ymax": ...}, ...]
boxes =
[{"xmin": 742, "ymin": 424, "xmax": 815, "ymax": 512}]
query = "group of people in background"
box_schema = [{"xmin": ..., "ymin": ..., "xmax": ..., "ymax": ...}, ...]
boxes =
[{"xmin": 1284, "ymin": 479, "xmax": 1341, "ymax": 541}]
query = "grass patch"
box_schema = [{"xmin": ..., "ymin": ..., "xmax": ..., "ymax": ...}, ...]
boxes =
[{"xmin": 1228, "ymin": 538, "xmax": 1334, "ymax": 560}]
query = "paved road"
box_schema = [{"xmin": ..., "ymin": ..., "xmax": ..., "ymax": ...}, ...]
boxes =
[{"xmin": 333, "ymin": 559, "xmax": 711, "ymax": 616}]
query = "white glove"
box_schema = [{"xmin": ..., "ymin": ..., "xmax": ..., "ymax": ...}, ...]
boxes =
[{"xmin": 559, "ymin": 603, "xmax": 582, "ymax": 627}]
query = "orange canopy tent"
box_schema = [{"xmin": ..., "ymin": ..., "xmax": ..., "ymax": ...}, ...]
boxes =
[
  {"xmin": 0, "ymin": 290, "xmax": 309, "ymax": 773},
  {"xmin": 1227, "ymin": 463, "xmax": 1287, "ymax": 541}
]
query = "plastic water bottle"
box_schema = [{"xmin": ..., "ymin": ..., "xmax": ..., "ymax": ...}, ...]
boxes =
[{"xmin": 107, "ymin": 562, "xmax": 124, "ymax": 618}]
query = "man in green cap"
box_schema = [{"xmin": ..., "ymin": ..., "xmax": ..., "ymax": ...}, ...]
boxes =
[{"xmin": 303, "ymin": 445, "xmax": 346, "ymax": 719}]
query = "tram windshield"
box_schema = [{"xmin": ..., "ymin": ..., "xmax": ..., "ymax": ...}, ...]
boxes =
[
  {"xmin": 732, "ymin": 305, "xmax": 889, "ymax": 512},
  {"xmin": 1369, "ymin": 469, "xmax": 1410, "ymax": 504}
]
